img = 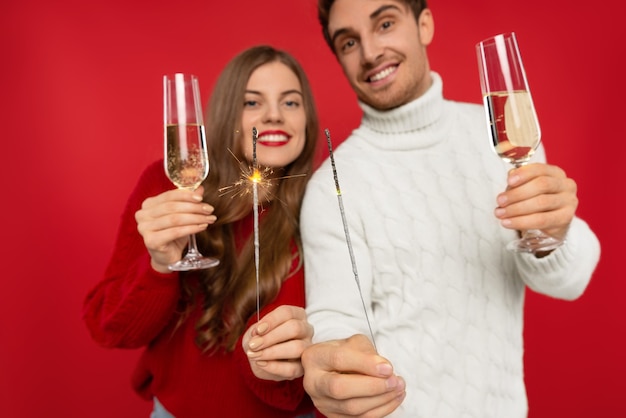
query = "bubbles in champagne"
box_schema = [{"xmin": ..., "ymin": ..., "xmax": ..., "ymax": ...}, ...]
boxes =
[{"xmin": 166, "ymin": 124, "xmax": 209, "ymax": 189}]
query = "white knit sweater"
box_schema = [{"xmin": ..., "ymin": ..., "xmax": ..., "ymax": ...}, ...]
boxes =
[{"xmin": 301, "ymin": 72, "xmax": 600, "ymax": 417}]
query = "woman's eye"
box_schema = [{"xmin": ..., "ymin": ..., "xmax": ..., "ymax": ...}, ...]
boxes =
[
  {"xmin": 243, "ymin": 100, "xmax": 258, "ymax": 107},
  {"xmin": 284, "ymin": 100, "xmax": 300, "ymax": 108}
]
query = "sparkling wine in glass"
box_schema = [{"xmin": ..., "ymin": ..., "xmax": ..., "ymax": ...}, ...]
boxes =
[
  {"xmin": 476, "ymin": 32, "xmax": 564, "ymax": 253},
  {"xmin": 164, "ymin": 73, "xmax": 219, "ymax": 270}
]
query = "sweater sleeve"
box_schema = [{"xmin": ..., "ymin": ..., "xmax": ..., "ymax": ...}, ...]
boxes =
[
  {"xmin": 513, "ymin": 145, "xmax": 601, "ymax": 300},
  {"xmin": 301, "ymin": 162, "xmax": 375, "ymax": 344},
  {"xmin": 232, "ymin": 261, "xmax": 310, "ymax": 412},
  {"xmin": 82, "ymin": 160, "xmax": 182, "ymax": 348},
  {"xmin": 514, "ymin": 216, "xmax": 600, "ymax": 300}
]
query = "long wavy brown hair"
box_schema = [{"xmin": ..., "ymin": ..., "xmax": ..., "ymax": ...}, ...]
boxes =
[
  {"xmin": 180, "ymin": 45, "xmax": 319, "ymax": 352},
  {"xmin": 317, "ymin": 0, "xmax": 428, "ymax": 51}
]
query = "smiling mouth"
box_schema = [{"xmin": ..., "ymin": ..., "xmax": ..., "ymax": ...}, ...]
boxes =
[
  {"xmin": 368, "ymin": 65, "xmax": 397, "ymax": 82},
  {"xmin": 258, "ymin": 134, "xmax": 289, "ymax": 144}
]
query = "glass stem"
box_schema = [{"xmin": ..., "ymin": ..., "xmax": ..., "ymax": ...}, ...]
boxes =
[{"xmin": 185, "ymin": 234, "xmax": 202, "ymax": 258}]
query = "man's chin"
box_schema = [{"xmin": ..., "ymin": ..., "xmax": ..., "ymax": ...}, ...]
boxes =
[{"xmin": 359, "ymin": 93, "xmax": 405, "ymax": 111}]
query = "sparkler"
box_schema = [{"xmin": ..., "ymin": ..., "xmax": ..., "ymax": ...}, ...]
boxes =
[
  {"xmin": 217, "ymin": 128, "xmax": 306, "ymax": 324},
  {"xmin": 325, "ymin": 128, "xmax": 377, "ymax": 351},
  {"xmin": 252, "ymin": 127, "xmax": 261, "ymax": 323}
]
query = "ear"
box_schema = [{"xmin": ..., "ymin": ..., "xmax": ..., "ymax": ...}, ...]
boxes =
[{"xmin": 418, "ymin": 8, "xmax": 434, "ymax": 46}]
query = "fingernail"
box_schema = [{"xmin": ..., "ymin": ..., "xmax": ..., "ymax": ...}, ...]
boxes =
[
  {"xmin": 249, "ymin": 337, "xmax": 262, "ymax": 349},
  {"xmin": 385, "ymin": 375, "xmax": 399, "ymax": 390},
  {"xmin": 256, "ymin": 322, "xmax": 269, "ymax": 334},
  {"xmin": 246, "ymin": 350, "xmax": 261, "ymax": 358},
  {"xmin": 377, "ymin": 362, "xmax": 393, "ymax": 376},
  {"xmin": 494, "ymin": 208, "xmax": 505, "ymax": 217},
  {"xmin": 497, "ymin": 194, "xmax": 508, "ymax": 205},
  {"xmin": 192, "ymin": 194, "xmax": 203, "ymax": 201},
  {"xmin": 256, "ymin": 360, "xmax": 268, "ymax": 367},
  {"xmin": 508, "ymin": 175, "xmax": 520, "ymax": 185}
]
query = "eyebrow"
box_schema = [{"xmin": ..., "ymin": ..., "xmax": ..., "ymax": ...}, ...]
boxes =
[
  {"xmin": 329, "ymin": 4, "xmax": 402, "ymax": 47},
  {"xmin": 245, "ymin": 89, "xmax": 303, "ymax": 97}
]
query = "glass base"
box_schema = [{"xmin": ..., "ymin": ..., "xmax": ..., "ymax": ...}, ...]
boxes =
[
  {"xmin": 168, "ymin": 256, "xmax": 219, "ymax": 271},
  {"xmin": 506, "ymin": 229, "xmax": 565, "ymax": 254}
]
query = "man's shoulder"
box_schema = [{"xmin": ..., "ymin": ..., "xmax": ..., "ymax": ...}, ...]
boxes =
[
  {"xmin": 444, "ymin": 99, "xmax": 486, "ymax": 127},
  {"xmin": 446, "ymin": 98, "xmax": 483, "ymax": 112}
]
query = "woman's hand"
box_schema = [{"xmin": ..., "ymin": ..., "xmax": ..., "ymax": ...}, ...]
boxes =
[
  {"xmin": 242, "ymin": 305, "xmax": 313, "ymax": 381},
  {"xmin": 135, "ymin": 186, "xmax": 216, "ymax": 273}
]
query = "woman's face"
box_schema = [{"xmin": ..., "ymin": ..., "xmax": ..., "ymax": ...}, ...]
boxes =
[{"xmin": 239, "ymin": 61, "xmax": 307, "ymax": 169}]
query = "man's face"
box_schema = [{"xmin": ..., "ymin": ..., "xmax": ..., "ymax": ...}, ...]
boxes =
[{"xmin": 327, "ymin": 0, "xmax": 434, "ymax": 110}]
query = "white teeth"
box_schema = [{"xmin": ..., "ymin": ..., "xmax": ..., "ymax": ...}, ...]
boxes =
[
  {"xmin": 259, "ymin": 134, "xmax": 288, "ymax": 142},
  {"xmin": 369, "ymin": 66, "xmax": 396, "ymax": 82}
]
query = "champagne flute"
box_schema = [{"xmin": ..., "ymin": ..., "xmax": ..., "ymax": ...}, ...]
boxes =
[
  {"xmin": 476, "ymin": 32, "xmax": 564, "ymax": 253},
  {"xmin": 163, "ymin": 73, "xmax": 219, "ymax": 270}
]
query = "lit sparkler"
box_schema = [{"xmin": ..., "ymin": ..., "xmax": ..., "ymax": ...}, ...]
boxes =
[
  {"xmin": 252, "ymin": 127, "xmax": 261, "ymax": 323},
  {"xmin": 217, "ymin": 152, "xmax": 304, "ymax": 202},
  {"xmin": 325, "ymin": 128, "xmax": 377, "ymax": 351},
  {"xmin": 218, "ymin": 150, "xmax": 273, "ymax": 201},
  {"xmin": 217, "ymin": 128, "xmax": 306, "ymax": 324}
]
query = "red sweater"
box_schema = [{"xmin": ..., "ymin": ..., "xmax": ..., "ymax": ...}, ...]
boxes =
[{"xmin": 83, "ymin": 160, "xmax": 315, "ymax": 418}]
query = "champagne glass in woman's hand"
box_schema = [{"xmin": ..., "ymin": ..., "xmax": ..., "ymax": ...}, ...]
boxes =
[
  {"xmin": 163, "ymin": 73, "xmax": 219, "ymax": 270},
  {"xmin": 476, "ymin": 32, "xmax": 564, "ymax": 253}
]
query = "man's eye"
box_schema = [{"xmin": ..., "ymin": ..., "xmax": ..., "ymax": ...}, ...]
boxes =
[
  {"xmin": 381, "ymin": 20, "xmax": 393, "ymax": 30},
  {"xmin": 341, "ymin": 39, "xmax": 356, "ymax": 51}
]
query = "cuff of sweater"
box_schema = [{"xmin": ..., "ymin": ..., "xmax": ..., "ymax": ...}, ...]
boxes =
[
  {"xmin": 515, "ymin": 217, "xmax": 600, "ymax": 300},
  {"xmin": 135, "ymin": 252, "xmax": 180, "ymax": 289}
]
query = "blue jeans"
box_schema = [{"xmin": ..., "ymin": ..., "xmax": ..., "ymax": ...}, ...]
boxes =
[
  {"xmin": 150, "ymin": 398, "xmax": 175, "ymax": 418},
  {"xmin": 151, "ymin": 397, "xmax": 315, "ymax": 418}
]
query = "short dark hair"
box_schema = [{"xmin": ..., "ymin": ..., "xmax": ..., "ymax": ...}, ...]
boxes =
[{"xmin": 318, "ymin": 0, "xmax": 428, "ymax": 51}]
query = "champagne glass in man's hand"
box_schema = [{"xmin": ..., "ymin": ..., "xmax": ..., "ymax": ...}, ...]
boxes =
[
  {"xmin": 476, "ymin": 32, "xmax": 564, "ymax": 253},
  {"xmin": 163, "ymin": 73, "xmax": 219, "ymax": 270}
]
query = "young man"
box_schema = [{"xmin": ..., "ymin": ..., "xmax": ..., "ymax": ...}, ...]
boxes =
[{"xmin": 300, "ymin": 1, "xmax": 601, "ymax": 417}]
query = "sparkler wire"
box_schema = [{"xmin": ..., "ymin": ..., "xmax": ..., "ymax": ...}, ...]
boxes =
[
  {"xmin": 324, "ymin": 128, "xmax": 377, "ymax": 351},
  {"xmin": 252, "ymin": 127, "xmax": 260, "ymax": 323}
]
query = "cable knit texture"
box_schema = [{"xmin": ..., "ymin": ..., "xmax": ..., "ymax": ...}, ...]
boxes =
[
  {"xmin": 83, "ymin": 160, "xmax": 314, "ymax": 418},
  {"xmin": 301, "ymin": 72, "xmax": 600, "ymax": 417}
]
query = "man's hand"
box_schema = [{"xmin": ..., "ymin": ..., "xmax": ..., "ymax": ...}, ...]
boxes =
[
  {"xmin": 302, "ymin": 334, "xmax": 406, "ymax": 417},
  {"xmin": 495, "ymin": 163, "xmax": 577, "ymax": 243}
]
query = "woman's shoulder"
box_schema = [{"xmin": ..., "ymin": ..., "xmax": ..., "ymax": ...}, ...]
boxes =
[
  {"xmin": 136, "ymin": 159, "xmax": 170, "ymax": 186},
  {"xmin": 140, "ymin": 159, "xmax": 166, "ymax": 178},
  {"xmin": 125, "ymin": 159, "xmax": 173, "ymax": 204}
]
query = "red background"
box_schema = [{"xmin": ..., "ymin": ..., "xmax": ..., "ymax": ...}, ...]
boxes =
[{"xmin": 2, "ymin": 0, "xmax": 624, "ymax": 417}]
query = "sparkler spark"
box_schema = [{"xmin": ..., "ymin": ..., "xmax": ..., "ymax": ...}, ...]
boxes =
[
  {"xmin": 217, "ymin": 150, "xmax": 305, "ymax": 202},
  {"xmin": 325, "ymin": 128, "xmax": 377, "ymax": 351},
  {"xmin": 217, "ymin": 150, "xmax": 274, "ymax": 201}
]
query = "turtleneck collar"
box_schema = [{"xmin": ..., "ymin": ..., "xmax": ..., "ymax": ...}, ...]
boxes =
[{"xmin": 354, "ymin": 72, "xmax": 448, "ymax": 151}]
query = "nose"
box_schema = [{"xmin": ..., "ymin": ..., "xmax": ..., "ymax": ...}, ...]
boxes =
[
  {"xmin": 262, "ymin": 102, "xmax": 284, "ymax": 124},
  {"xmin": 360, "ymin": 34, "xmax": 383, "ymax": 66}
]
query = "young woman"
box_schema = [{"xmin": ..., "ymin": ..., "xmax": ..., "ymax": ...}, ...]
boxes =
[{"xmin": 83, "ymin": 45, "xmax": 319, "ymax": 418}]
